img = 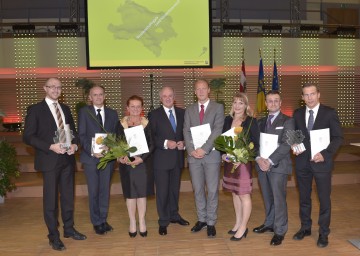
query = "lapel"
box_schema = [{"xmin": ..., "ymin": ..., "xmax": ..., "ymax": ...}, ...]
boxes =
[
  {"xmin": 203, "ymin": 100, "xmax": 214, "ymax": 124},
  {"xmin": 312, "ymin": 104, "xmax": 323, "ymax": 130},
  {"xmin": 260, "ymin": 116, "xmax": 267, "ymax": 133},
  {"xmin": 42, "ymin": 100, "xmax": 58, "ymax": 130}
]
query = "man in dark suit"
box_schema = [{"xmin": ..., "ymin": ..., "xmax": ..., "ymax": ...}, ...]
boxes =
[
  {"xmin": 183, "ymin": 79, "xmax": 224, "ymax": 238},
  {"xmin": 292, "ymin": 83, "xmax": 343, "ymax": 248},
  {"xmin": 23, "ymin": 78, "xmax": 86, "ymax": 251},
  {"xmin": 78, "ymin": 85, "xmax": 119, "ymax": 235},
  {"xmin": 254, "ymin": 90, "xmax": 294, "ymax": 246},
  {"xmin": 150, "ymin": 86, "xmax": 189, "ymax": 236}
]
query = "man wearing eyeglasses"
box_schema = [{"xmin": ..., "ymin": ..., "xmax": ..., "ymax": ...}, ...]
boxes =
[{"xmin": 23, "ymin": 78, "xmax": 86, "ymax": 251}]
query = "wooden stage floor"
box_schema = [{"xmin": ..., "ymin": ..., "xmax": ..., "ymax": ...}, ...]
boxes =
[{"xmin": 0, "ymin": 184, "xmax": 360, "ymax": 255}]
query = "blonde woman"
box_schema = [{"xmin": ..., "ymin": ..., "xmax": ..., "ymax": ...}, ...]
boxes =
[{"xmin": 221, "ymin": 92, "xmax": 259, "ymax": 241}]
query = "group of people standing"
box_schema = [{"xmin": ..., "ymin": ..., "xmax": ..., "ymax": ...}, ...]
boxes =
[{"xmin": 23, "ymin": 77, "xmax": 343, "ymax": 251}]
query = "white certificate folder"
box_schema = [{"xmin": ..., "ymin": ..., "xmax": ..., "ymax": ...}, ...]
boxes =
[
  {"xmin": 259, "ymin": 132, "xmax": 279, "ymax": 159},
  {"xmin": 190, "ymin": 123, "xmax": 211, "ymax": 149},
  {"xmin": 124, "ymin": 125, "xmax": 149, "ymax": 157},
  {"xmin": 310, "ymin": 128, "xmax": 330, "ymax": 159}
]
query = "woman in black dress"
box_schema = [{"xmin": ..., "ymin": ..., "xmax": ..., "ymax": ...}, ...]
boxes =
[
  {"xmin": 117, "ymin": 95, "xmax": 154, "ymax": 238},
  {"xmin": 221, "ymin": 92, "xmax": 259, "ymax": 241}
]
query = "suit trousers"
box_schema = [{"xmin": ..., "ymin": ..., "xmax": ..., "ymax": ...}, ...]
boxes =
[
  {"xmin": 258, "ymin": 170, "xmax": 288, "ymax": 235},
  {"xmin": 296, "ymin": 167, "xmax": 332, "ymax": 236},
  {"xmin": 189, "ymin": 158, "xmax": 220, "ymax": 226},
  {"xmin": 83, "ymin": 163, "xmax": 113, "ymax": 226},
  {"xmin": 42, "ymin": 156, "xmax": 75, "ymax": 240},
  {"xmin": 154, "ymin": 166, "xmax": 181, "ymax": 226}
]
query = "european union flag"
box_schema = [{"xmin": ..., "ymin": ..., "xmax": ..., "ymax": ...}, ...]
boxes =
[{"xmin": 272, "ymin": 60, "xmax": 279, "ymax": 91}]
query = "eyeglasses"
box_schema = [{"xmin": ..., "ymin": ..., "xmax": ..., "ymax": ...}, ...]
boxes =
[{"xmin": 46, "ymin": 86, "xmax": 62, "ymax": 90}]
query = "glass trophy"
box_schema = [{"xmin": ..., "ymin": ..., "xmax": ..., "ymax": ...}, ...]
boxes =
[
  {"xmin": 53, "ymin": 124, "xmax": 74, "ymax": 151},
  {"xmin": 286, "ymin": 130, "xmax": 306, "ymax": 154}
]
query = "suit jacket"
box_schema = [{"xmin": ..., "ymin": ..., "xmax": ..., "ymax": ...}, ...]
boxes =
[
  {"xmin": 150, "ymin": 106, "xmax": 185, "ymax": 170},
  {"xmin": 78, "ymin": 105, "xmax": 119, "ymax": 165},
  {"xmin": 183, "ymin": 100, "xmax": 224, "ymax": 163},
  {"xmin": 256, "ymin": 112, "xmax": 294, "ymax": 174},
  {"xmin": 23, "ymin": 99, "xmax": 78, "ymax": 172},
  {"xmin": 293, "ymin": 104, "xmax": 343, "ymax": 172}
]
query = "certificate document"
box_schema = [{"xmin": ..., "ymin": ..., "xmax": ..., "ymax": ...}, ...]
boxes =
[
  {"xmin": 124, "ymin": 125, "xmax": 149, "ymax": 157},
  {"xmin": 222, "ymin": 127, "xmax": 236, "ymax": 137},
  {"xmin": 260, "ymin": 132, "xmax": 279, "ymax": 159},
  {"xmin": 92, "ymin": 133, "xmax": 107, "ymax": 154},
  {"xmin": 310, "ymin": 128, "xmax": 330, "ymax": 159},
  {"xmin": 190, "ymin": 123, "xmax": 211, "ymax": 149}
]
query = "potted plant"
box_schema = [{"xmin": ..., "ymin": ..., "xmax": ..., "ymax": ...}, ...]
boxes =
[
  {"xmin": 75, "ymin": 78, "xmax": 95, "ymax": 113},
  {"xmin": 0, "ymin": 139, "xmax": 20, "ymax": 202},
  {"xmin": 209, "ymin": 78, "xmax": 226, "ymax": 108}
]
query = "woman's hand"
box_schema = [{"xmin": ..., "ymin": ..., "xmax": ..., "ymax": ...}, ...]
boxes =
[{"xmin": 222, "ymin": 154, "xmax": 231, "ymax": 163}]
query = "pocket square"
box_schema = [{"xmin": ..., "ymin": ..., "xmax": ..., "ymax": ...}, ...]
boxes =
[{"xmin": 275, "ymin": 127, "xmax": 284, "ymax": 130}]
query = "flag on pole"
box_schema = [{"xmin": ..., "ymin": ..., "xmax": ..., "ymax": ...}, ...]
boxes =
[
  {"xmin": 272, "ymin": 60, "xmax": 279, "ymax": 91},
  {"xmin": 240, "ymin": 60, "xmax": 247, "ymax": 92},
  {"xmin": 256, "ymin": 58, "xmax": 266, "ymax": 114}
]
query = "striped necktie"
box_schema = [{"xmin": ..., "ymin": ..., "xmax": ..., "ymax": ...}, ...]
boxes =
[{"xmin": 53, "ymin": 103, "xmax": 65, "ymax": 143}]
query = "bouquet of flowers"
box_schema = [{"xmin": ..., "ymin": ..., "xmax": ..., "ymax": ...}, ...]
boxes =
[
  {"xmin": 97, "ymin": 133, "xmax": 137, "ymax": 169},
  {"xmin": 214, "ymin": 123, "xmax": 255, "ymax": 173},
  {"xmin": 84, "ymin": 108, "xmax": 137, "ymax": 169}
]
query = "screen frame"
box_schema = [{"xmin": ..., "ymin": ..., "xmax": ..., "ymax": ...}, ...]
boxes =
[{"xmin": 84, "ymin": 0, "xmax": 213, "ymax": 70}]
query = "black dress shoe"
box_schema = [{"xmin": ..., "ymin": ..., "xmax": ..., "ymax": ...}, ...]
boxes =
[
  {"xmin": 94, "ymin": 224, "xmax": 107, "ymax": 235},
  {"xmin": 170, "ymin": 217, "xmax": 190, "ymax": 226},
  {"xmin": 103, "ymin": 222, "xmax": 113, "ymax": 232},
  {"xmin": 253, "ymin": 224, "xmax": 274, "ymax": 233},
  {"xmin": 230, "ymin": 228, "xmax": 248, "ymax": 241},
  {"xmin": 191, "ymin": 221, "xmax": 207, "ymax": 232},
  {"xmin": 207, "ymin": 225, "xmax": 216, "ymax": 238},
  {"xmin": 129, "ymin": 231, "xmax": 137, "ymax": 238},
  {"xmin": 49, "ymin": 238, "xmax": 66, "ymax": 251},
  {"xmin": 317, "ymin": 234, "xmax": 329, "ymax": 248},
  {"xmin": 140, "ymin": 230, "xmax": 148, "ymax": 237},
  {"xmin": 293, "ymin": 229, "xmax": 311, "ymax": 240},
  {"xmin": 64, "ymin": 229, "xmax": 87, "ymax": 240},
  {"xmin": 228, "ymin": 229, "xmax": 237, "ymax": 235},
  {"xmin": 159, "ymin": 226, "xmax": 167, "ymax": 236},
  {"xmin": 270, "ymin": 234, "xmax": 284, "ymax": 246}
]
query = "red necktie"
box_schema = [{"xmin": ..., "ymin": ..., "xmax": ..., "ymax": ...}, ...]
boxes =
[{"xmin": 199, "ymin": 104, "xmax": 205, "ymax": 124}]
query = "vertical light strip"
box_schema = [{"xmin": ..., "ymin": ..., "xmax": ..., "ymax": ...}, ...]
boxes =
[
  {"xmin": 100, "ymin": 69, "xmax": 122, "ymax": 117},
  {"xmin": 223, "ymin": 31, "xmax": 242, "ymax": 114},
  {"xmin": 142, "ymin": 69, "xmax": 163, "ymax": 115},
  {"xmin": 14, "ymin": 32, "xmax": 37, "ymax": 126},
  {"xmin": 300, "ymin": 33, "xmax": 319, "ymax": 86},
  {"xmin": 184, "ymin": 68, "xmax": 203, "ymax": 107},
  {"xmin": 337, "ymin": 34, "xmax": 355, "ymax": 126},
  {"xmin": 56, "ymin": 31, "xmax": 79, "ymax": 122}
]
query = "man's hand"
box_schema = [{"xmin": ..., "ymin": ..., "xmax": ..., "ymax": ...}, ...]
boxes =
[
  {"xmin": 176, "ymin": 141, "xmax": 185, "ymax": 150},
  {"xmin": 291, "ymin": 144, "xmax": 305, "ymax": 156},
  {"xmin": 256, "ymin": 157, "xmax": 270, "ymax": 172},
  {"xmin": 167, "ymin": 140, "xmax": 177, "ymax": 149},
  {"xmin": 127, "ymin": 156, "xmax": 143, "ymax": 166},
  {"xmin": 311, "ymin": 152, "xmax": 324, "ymax": 163},
  {"xmin": 50, "ymin": 143, "xmax": 66, "ymax": 154},
  {"xmin": 66, "ymin": 144, "xmax": 78, "ymax": 155}
]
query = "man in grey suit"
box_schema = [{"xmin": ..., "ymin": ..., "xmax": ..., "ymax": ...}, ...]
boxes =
[
  {"xmin": 183, "ymin": 79, "xmax": 224, "ymax": 238},
  {"xmin": 78, "ymin": 85, "xmax": 119, "ymax": 235},
  {"xmin": 254, "ymin": 90, "xmax": 294, "ymax": 246}
]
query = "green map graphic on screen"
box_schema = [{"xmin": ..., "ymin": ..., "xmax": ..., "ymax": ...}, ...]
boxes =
[{"xmin": 86, "ymin": 0, "xmax": 211, "ymax": 68}]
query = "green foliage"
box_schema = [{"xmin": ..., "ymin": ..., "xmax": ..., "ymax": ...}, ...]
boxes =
[
  {"xmin": 0, "ymin": 140, "xmax": 20, "ymax": 197},
  {"xmin": 75, "ymin": 78, "xmax": 95, "ymax": 112},
  {"xmin": 97, "ymin": 134, "xmax": 137, "ymax": 170},
  {"xmin": 209, "ymin": 78, "xmax": 226, "ymax": 103}
]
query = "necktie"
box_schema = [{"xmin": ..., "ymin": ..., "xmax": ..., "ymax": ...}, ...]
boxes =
[
  {"xmin": 53, "ymin": 103, "xmax": 65, "ymax": 143},
  {"xmin": 266, "ymin": 114, "xmax": 274, "ymax": 131},
  {"xmin": 96, "ymin": 109, "xmax": 103, "ymax": 127},
  {"xmin": 168, "ymin": 109, "xmax": 176, "ymax": 132},
  {"xmin": 199, "ymin": 104, "xmax": 205, "ymax": 124},
  {"xmin": 307, "ymin": 109, "xmax": 314, "ymax": 132}
]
